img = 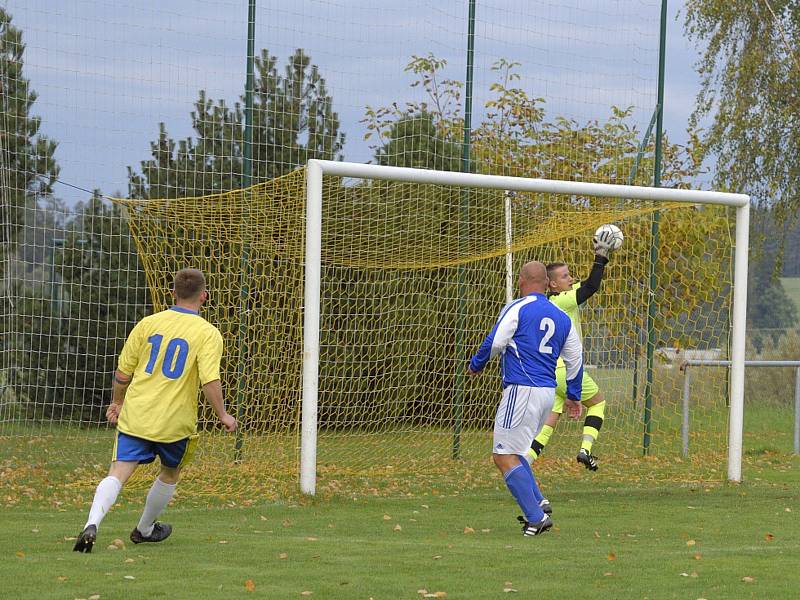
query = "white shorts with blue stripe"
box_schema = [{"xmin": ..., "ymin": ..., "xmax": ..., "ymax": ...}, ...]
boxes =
[{"xmin": 492, "ymin": 384, "xmax": 555, "ymax": 455}]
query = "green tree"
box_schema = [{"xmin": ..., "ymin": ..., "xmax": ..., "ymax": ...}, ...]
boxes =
[
  {"xmin": 0, "ymin": 8, "xmax": 59, "ymax": 251},
  {"xmin": 684, "ymin": 1, "xmax": 800, "ymax": 243},
  {"xmin": 13, "ymin": 193, "xmax": 148, "ymax": 421},
  {"xmin": 128, "ymin": 48, "xmax": 344, "ymax": 199},
  {"xmin": 374, "ymin": 112, "xmax": 461, "ymax": 171}
]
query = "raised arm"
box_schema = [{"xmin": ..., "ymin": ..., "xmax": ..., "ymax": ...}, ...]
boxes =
[{"xmin": 575, "ymin": 255, "xmax": 609, "ymax": 305}]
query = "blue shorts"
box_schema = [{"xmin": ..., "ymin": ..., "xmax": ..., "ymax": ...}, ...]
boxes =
[{"xmin": 112, "ymin": 431, "xmax": 198, "ymax": 468}]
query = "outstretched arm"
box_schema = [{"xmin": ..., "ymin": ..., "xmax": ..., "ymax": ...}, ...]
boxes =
[{"xmin": 575, "ymin": 255, "xmax": 609, "ymax": 305}]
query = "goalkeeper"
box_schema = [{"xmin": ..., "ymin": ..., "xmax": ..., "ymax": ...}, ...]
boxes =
[{"xmin": 526, "ymin": 229, "xmax": 617, "ymax": 471}]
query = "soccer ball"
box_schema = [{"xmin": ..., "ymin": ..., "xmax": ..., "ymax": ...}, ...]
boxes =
[{"xmin": 593, "ymin": 223, "xmax": 624, "ymax": 250}]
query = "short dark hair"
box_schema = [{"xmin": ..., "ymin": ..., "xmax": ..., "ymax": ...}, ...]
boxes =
[
  {"xmin": 174, "ymin": 268, "xmax": 206, "ymax": 300},
  {"xmin": 546, "ymin": 262, "xmax": 567, "ymax": 278}
]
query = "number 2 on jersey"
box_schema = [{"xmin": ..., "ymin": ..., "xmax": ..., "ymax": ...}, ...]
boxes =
[
  {"xmin": 144, "ymin": 334, "xmax": 190, "ymax": 379},
  {"xmin": 538, "ymin": 317, "xmax": 555, "ymax": 354}
]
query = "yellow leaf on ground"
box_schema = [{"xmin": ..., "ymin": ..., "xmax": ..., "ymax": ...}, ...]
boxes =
[
  {"xmin": 607, "ymin": 552, "xmax": 616, "ymax": 561},
  {"xmin": 279, "ymin": 552, "xmax": 288, "ymax": 559},
  {"xmin": 383, "ymin": 514, "xmax": 392, "ymax": 520},
  {"xmin": 686, "ymin": 540, "xmax": 696, "ymax": 546},
  {"xmin": 742, "ymin": 576, "xmax": 755, "ymax": 583},
  {"xmin": 463, "ymin": 527, "xmax": 475, "ymax": 534},
  {"xmin": 15, "ymin": 550, "xmax": 25, "ymax": 558},
  {"xmin": 244, "ymin": 579, "xmax": 256, "ymax": 592},
  {"xmin": 111, "ymin": 539, "xmax": 125, "ymax": 549},
  {"xmin": 764, "ymin": 533, "xmax": 774, "ymax": 541},
  {"xmin": 301, "ymin": 592, "xmax": 313, "ymax": 596},
  {"xmin": 394, "ymin": 524, "xmax": 402, "ymax": 531}
]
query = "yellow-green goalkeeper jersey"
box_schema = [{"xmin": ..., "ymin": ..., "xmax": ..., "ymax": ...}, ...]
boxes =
[
  {"xmin": 116, "ymin": 307, "xmax": 223, "ymax": 443},
  {"xmin": 550, "ymin": 283, "xmax": 582, "ymax": 368}
]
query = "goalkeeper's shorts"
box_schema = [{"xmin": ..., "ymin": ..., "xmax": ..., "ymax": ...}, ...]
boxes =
[{"xmin": 551, "ymin": 365, "xmax": 600, "ymax": 413}]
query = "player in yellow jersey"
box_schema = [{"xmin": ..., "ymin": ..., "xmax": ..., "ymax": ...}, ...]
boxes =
[
  {"xmin": 73, "ymin": 268, "xmax": 237, "ymax": 553},
  {"xmin": 526, "ymin": 232, "xmax": 617, "ymax": 472}
]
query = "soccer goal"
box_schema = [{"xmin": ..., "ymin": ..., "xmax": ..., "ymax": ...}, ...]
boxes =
[{"xmin": 301, "ymin": 159, "xmax": 750, "ymax": 495}]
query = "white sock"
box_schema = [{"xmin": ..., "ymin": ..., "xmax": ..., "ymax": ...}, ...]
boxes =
[
  {"xmin": 85, "ymin": 476, "xmax": 123, "ymax": 530},
  {"xmin": 136, "ymin": 478, "xmax": 177, "ymax": 536}
]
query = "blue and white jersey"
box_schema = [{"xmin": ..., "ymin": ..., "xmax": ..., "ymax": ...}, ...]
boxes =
[{"xmin": 469, "ymin": 292, "xmax": 584, "ymax": 401}]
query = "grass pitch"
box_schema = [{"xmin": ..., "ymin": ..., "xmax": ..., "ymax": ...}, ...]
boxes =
[{"xmin": 4, "ymin": 450, "xmax": 799, "ymax": 600}]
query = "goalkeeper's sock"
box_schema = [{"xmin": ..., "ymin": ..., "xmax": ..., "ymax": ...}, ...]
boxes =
[
  {"xmin": 504, "ymin": 461, "xmax": 544, "ymax": 524},
  {"xmin": 518, "ymin": 454, "xmax": 544, "ymax": 503},
  {"xmin": 136, "ymin": 478, "xmax": 177, "ymax": 537},
  {"xmin": 528, "ymin": 424, "xmax": 555, "ymax": 461},
  {"xmin": 580, "ymin": 401, "xmax": 605, "ymax": 454},
  {"xmin": 85, "ymin": 476, "xmax": 122, "ymax": 529}
]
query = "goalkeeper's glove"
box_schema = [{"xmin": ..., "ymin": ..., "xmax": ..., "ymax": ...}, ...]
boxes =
[{"xmin": 592, "ymin": 231, "xmax": 616, "ymax": 258}]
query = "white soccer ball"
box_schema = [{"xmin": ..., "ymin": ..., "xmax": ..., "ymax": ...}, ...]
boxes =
[{"xmin": 593, "ymin": 223, "xmax": 624, "ymax": 250}]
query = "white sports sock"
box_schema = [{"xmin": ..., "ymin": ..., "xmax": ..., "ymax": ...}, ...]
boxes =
[
  {"xmin": 136, "ymin": 477, "xmax": 177, "ymax": 536},
  {"xmin": 85, "ymin": 476, "xmax": 123, "ymax": 530}
]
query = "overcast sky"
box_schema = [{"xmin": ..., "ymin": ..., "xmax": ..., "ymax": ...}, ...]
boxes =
[{"xmin": 7, "ymin": 0, "xmax": 705, "ymax": 204}]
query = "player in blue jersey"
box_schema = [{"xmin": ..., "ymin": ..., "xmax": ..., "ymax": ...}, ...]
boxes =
[
  {"xmin": 73, "ymin": 268, "xmax": 237, "ymax": 553},
  {"xmin": 468, "ymin": 261, "xmax": 583, "ymax": 537}
]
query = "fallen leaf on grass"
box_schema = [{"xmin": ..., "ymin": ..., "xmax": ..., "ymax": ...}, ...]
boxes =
[
  {"xmin": 693, "ymin": 554, "xmax": 702, "ymax": 560},
  {"xmin": 56, "ymin": 577, "xmax": 67, "ymax": 582},
  {"xmin": 742, "ymin": 576, "xmax": 755, "ymax": 583},
  {"xmin": 383, "ymin": 514, "xmax": 392, "ymax": 520},
  {"xmin": 305, "ymin": 537, "xmax": 318, "ymax": 541},
  {"xmin": 88, "ymin": 595, "xmax": 100, "ymax": 600},
  {"xmin": 300, "ymin": 592, "xmax": 313, "ymax": 596},
  {"xmin": 431, "ymin": 555, "xmax": 442, "ymax": 560},
  {"xmin": 607, "ymin": 552, "xmax": 616, "ymax": 561},
  {"xmin": 244, "ymin": 579, "xmax": 256, "ymax": 592},
  {"xmin": 503, "ymin": 587, "xmax": 517, "ymax": 593},
  {"xmin": 279, "ymin": 552, "xmax": 288, "ymax": 559},
  {"xmin": 603, "ymin": 572, "xmax": 613, "ymax": 577},
  {"xmin": 111, "ymin": 539, "xmax": 124, "ymax": 549},
  {"xmin": 393, "ymin": 524, "xmax": 402, "ymax": 531},
  {"xmin": 15, "ymin": 550, "xmax": 25, "ymax": 558},
  {"xmin": 219, "ymin": 540, "xmax": 228, "ymax": 544},
  {"xmin": 686, "ymin": 540, "xmax": 696, "ymax": 547},
  {"xmin": 764, "ymin": 533, "xmax": 774, "ymax": 541},
  {"xmin": 123, "ymin": 575, "xmax": 135, "ymax": 580},
  {"xmin": 124, "ymin": 558, "xmax": 134, "ymax": 564},
  {"xmin": 463, "ymin": 527, "xmax": 475, "ymax": 534}
]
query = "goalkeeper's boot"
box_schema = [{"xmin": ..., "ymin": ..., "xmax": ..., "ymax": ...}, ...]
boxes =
[
  {"xmin": 577, "ymin": 448, "xmax": 599, "ymax": 471},
  {"xmin": 539, "ymin": 498, "xmax": 552, "ymax": 515},
  {"xmin": 73, "ymin": 524, "xmax": 97, "ymax": 553},
  {"xmin": 517, "ymin": 514, "xmax": 553, "ymax": 537},
  {"xmin": 130, "ymin": 521, "xmax": 172, "ymax": 544}
]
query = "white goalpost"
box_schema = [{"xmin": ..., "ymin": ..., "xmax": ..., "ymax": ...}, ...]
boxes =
[{"xmin": 301, "ymin": 159, "xmax": 750, "ymax": 495}]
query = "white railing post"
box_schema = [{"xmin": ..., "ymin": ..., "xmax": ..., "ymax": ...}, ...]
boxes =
[
  {"xmin": 300, "ymin": 160, "xmax": 323, "ymax": 495},
  {"xmin": 682, "ymin": 365, "xmax": 691, "ymax": 458},
  {"xmin": 795, "ymin": 367, "xmax": 800, "ymax": 456}
]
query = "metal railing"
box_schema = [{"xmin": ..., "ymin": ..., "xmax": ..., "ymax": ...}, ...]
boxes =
[{"xmin": 681, "ymin": 360, "xmax": 800, "ymax": 457}]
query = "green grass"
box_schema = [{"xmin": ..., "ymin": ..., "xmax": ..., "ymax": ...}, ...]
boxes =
[
  {"xmin": 780, "ymin": 277, "xmax": 800, "ymax": 316},
  {"xmin": 4, "ymin": 453, "xmax": 799, "ymax": 599}
]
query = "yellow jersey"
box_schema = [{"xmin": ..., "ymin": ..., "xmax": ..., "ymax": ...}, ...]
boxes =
[
  {"xmin": 116, "ymin": 306, "xmax": 223, "ymax": 442},
  {"xmin": 550, "ymin": 283, "xmax": 582, "ymax": 367}
]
